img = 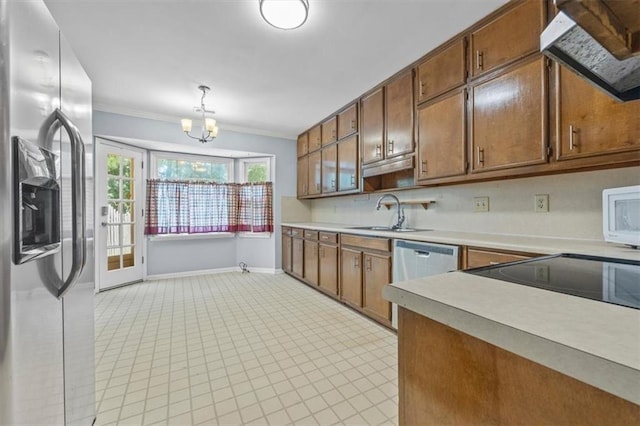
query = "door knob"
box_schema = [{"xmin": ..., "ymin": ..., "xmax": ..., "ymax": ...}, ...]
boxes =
[{"xmin": 101, "ymin": 222, "xmax": 108, "ymax": 227}]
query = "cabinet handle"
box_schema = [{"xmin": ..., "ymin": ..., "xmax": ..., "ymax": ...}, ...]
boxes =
[
  {"xmin": 477, "ymin": 147, "xmax": 485, "ymax": 166},
  {"xmin": 375, "ymin": 144, "xmax": 382, "ymax": 157},
  {"xmin": 476, "ymin": 50, "xmax": 483, "ymax": 70},
  {"xmin": 388, "ymin": 140, "xmax": 394, "ymax": 154},
  {"xmin": 303, "ymin": 143, "xmax": 307, "ymax": 152},
  {"xmin": 366, "ymin": 257, "xmax": 372, "ymax": 272},
  {"xmin": 421, "ymin": 160, "xmax": 427, "ymax": 174},
  {"xmin": 331, "ymin": 178, "xmax": 335, "ymax": 189},
  {"xmin": 350, "ymin": 119, "xmax": 356, "ymax": 130},
  {"xmin": 332, "ymin": 129, "xmax": 336, "ymax": 140},
  {"xmin": 569, "ymin": 125, "xmax": 576, "ymax": 151},
  {"xmin": 419, "ymin": 80, "xmax": 425, "ymax": 97},
  {"xmin": 302, "ymin": 183, "xmax": 307, "ymax": 193},
  {"xmin": 316, "ymin": 183, "xmax": 320, "ymax": 191},
  {"xmin": 353, "ymin": 256, "xmax": 359, "ymax": 269},
  {"xmin": 350, "ymin": 174, "xmax": 355, "ymax": 186}
]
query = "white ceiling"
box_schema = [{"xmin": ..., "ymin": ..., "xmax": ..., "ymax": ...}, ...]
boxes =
[{"xmin": 44, "ymin": 0, "xmax": 508, "ymax": 140}]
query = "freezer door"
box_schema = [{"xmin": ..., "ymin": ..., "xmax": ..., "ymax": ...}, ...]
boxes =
[
  {"xmin": 59, "ymin": 32, "xmax": 95, "ymax": 426},
  {"xmin": 1, "ymin": 1, "xmax": 65, "ymax": 424}
]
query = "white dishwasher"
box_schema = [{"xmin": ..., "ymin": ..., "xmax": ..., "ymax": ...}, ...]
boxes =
[{"xmin": 391, "ymin": 240, "xmax": 460, "ymax": 329}]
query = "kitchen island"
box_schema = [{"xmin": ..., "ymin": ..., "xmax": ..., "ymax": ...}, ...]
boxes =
[{"xmin": 383, "ymin": 271, "xmax": 640, "ymax": 424}]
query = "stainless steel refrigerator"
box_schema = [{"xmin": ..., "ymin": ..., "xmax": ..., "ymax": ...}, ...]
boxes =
[{"xmin": 0, "ymin": 0, "xmax": 95, "ymax": 424}]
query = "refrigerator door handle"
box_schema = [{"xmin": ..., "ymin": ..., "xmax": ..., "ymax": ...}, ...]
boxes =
[{"xmin": 38, "ymin": 108, "xmax": 86, "ymax": 299}]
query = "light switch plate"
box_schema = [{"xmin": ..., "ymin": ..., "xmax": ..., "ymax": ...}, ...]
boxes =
[
  {"xmin": 535, "ymin": 194, "xmax": 549, "ymax": 212},
  {"xmin": 473, "ymin": 196, "xmax": 489, "ymax": 212}
]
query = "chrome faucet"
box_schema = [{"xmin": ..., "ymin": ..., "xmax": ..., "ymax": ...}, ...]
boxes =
[{"xmin": 376, "ymin": 194, "xmax": 405, "ymax": 229}]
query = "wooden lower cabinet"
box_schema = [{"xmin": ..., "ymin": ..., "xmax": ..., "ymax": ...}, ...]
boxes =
[
  {"xmin": 319, "ymin": 234, "xmax": 339, "ymax": 297},
  {"xmin": 282, "ymin": 227, "xmax": 292, "ymax": 273},
  {"xmin": 340, "ymin": 234, "xmax": 393, "ymax": 327},
  {"xmin": 465, "ymin": 247, "xmax": 538, "ymax": 269},
  {"xmin": 303, "ymin": 240, "xmax": 318, "ymax": 286},
  {"xmin": 340, "ymin": 247, "xmax": 363, "ymax": 307},
  {"xmin": 363, "ymin": 252, "xmax": 392, "ymax": 324},
  {"xmin": 398, "ymin": 307, "xmax": 640, "ymax": 425},
  {"xmin": 291, "ymin": 231, "xmax": 304, "ymax": 278}
]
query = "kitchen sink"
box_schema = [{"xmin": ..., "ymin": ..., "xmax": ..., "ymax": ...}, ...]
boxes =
[{"xmin": 347, "ymin": 226, "xmax": 432, "ymax": 232}]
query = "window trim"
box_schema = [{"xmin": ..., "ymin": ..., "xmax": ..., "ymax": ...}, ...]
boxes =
[{"xmin": 150, "ymin": 151, "xmax": 235, "ymax": 182}]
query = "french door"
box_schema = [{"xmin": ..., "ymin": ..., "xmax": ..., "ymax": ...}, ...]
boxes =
[{"xmin": 96, "ymin": 140, "xmax": 144, "ymax": 290}]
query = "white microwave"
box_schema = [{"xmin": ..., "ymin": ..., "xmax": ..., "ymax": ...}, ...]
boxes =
[{"xmin": 603, "ymin": 185, "xmax": 640, "ymax": 248}]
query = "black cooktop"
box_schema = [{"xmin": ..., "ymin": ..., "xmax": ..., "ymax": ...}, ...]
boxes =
[{"xmin": 465, "ymin": 254, "xmax": 640, "ymax": 310}]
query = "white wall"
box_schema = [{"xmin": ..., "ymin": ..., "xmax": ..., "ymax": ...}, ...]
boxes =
[
  {"xmin": 93, "ymin": 111, "xmax": 297, "ymax": 276},
  {"xmin": 311, "ymin": 167, "xmax": 640, "ymax": 240}
]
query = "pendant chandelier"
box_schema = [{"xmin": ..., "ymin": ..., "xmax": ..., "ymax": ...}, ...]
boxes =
[
  {"xmin": 259, "ymin": 0, "xmax": 309, "ymax": 30},
  {"xmin": 181, "ymin": 85, "xmax": 219, "ymax": 143}
]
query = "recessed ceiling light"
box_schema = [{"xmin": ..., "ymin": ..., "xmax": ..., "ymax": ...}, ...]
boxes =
[{"xmin": 259, "ymin": 0, "xmax": 309, "ymax": 30}]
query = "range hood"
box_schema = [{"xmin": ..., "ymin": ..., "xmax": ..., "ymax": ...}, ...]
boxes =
[{"xmin": 541, "ymin": 11, "xmax": 640, "ymax": 102}]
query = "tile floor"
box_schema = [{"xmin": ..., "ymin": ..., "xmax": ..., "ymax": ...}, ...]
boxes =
[{"xmin": 94, "ymin": 272, "xmax": 398, "ymax": 425}]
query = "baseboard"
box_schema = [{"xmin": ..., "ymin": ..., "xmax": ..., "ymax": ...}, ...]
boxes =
[{"xmin": 146, "ymin": 266, "xmax": 280, "ymax": 281}]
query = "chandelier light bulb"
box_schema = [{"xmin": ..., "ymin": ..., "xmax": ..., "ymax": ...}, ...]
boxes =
[
  {"xmin": 181, "ymin": 118, "xmax": 192, "ymax": 133},
  {"xmin": 260, "ymin": 0, "xmax": 309, "ymax": 30}
]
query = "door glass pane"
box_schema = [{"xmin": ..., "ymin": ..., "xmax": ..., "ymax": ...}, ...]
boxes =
[
  {"xmin": 123, "ymin": 224, "xmax": 134, "ymax": 246},
  {"xmin": 107, "ymin": 247, "xmax": 121, "ymax": 271},
  {"xmin": 107, "ymin": 225, "xmax": 120, "ymax": 246},
  {"xmin": 107, "ymin": 178, "xmax": 120, "ymax": 200},
  {"xmin": 105, "ymin": 153, "xmax": 137, "ymax": 274},
  {"xmin": 122, "ymin": 179, "xmax": 132, "ymax": 200},
  {"xmin": 122, "ymin": 157, "xmax": 133, "ymax": 178},
  {"xmin": 107, "ymin": 154, "xmax": 120, "ymax": 176},
  {"xmin": 123, "ymin": 247, "xmax": 134, "ymax": 268},
  {"xmin": 121, "ymin": 202, "xmax": 134, "ymax": 223}
]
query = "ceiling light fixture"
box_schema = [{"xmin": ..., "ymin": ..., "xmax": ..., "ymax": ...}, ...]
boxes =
[
  {"xmin": 259, "ymin": 0, "xmax": 309, "ymax": 30},
  {"xmin": 181, "ymin": 85, "xmax": 219, "ymax": 143}
]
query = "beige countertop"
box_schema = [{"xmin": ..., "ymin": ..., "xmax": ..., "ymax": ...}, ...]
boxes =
[
  {"xmin": 282, "ymin": 222, "xmax": 640, "ymax": 404},
  {"xmin": 281, "ymin": 221, "xmax": 640, "ymax": 261}
]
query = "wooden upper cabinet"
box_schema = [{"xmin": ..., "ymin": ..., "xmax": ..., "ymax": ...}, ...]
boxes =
[
  {"xmin": 297, "ymin": 133, "xmax": 308, "ymax": 157},
  {"xmin": 385, "ymin": 69, "xmax": 414, "ymax": 159},
  {"xmin": 417, "ymin": 90, "xmax": 467, "ymax": 183},
  {"xmin": 417, "ymin": 37, "xmax": 467, "ymax": 104},
  {"xmin": 322, "ymin": 143, "xmax": 337, "ymax": 193},
  {"xmin": 308, "ymin": 124, "xmax": 322, "ymax": 152},
  {"xmin": 470, "ymin": 0, "xmax": 545, "ymax": 78},
  {"xmin": 555, "ymin": 67, "xmax": 640, "ymax": 161},
  {"xmin": 471, "ymin": 56, "xmax": 548, "ymax": 173},
  {"xmin": 338, "ymin": 103, "xmax": 358, "ymax": 139},
  {"xmin": 321, "ymin": 116, "xmax": 337, "ymax": 146},
  {"xmin": 361, "ymin": 88, "xmax": 385, "ymax": 165},
  {"xmin": 338, "ymin": 135, "xmax": 358, "ymax": 191},
  {"xmin": 297, "ymin": 156, "xmax": 308, "ymax": 197},
  {"xmin": 307, "ymin": 150, "xmax": 322, "ymax": 196}
]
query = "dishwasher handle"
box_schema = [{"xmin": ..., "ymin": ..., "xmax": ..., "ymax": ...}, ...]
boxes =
[{"xmin": 414, "ymin": 250, "xmax": 431, "ymax": 258}]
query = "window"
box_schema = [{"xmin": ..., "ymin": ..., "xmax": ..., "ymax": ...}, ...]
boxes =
[
  {"xmin": 152, "ymin": 152, "xmax": 233, "ymax": 182},
  {"xmin": 238, "ymin": 157, "xmax": 271, "ymax": 183},
  {"xmin": 146, "ymin": 153, "xmax": 273, "ymax": 236}
]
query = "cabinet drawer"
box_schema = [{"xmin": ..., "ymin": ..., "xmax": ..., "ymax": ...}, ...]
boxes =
[
  {"xmin": 282, "ymin": 226, "xmax": 291, "ymax": 235},
  {"xmin": 466, "ymin": 248, "xmax": 535, "ymax": 269},
  {"xmin": 290, "ymin": 228, "xmax": 304, "ymax": 238},
  {"xmin": 341, "ymin": 234, "xmax": 391, "ymax": 252},
  {"xmin": 319, "ymin": 232, "xmax": 338, "ymax": 244},
  {"xmin": 304, "ymin": 230, "xmax": 318, "ymax": 240}
]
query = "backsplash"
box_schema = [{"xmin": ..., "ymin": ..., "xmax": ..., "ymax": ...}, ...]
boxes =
[{"xmin": 310, "ymin": 167, "xmax": 640, "ymax": 240}]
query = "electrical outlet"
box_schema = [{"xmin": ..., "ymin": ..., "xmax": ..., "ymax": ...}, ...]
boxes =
[
  {"xmin": 535, "ymin": 194, "xmax": 549, "ymax": 212},
  {"xmin": 473, "ymin": 196, "xmax": 489, "ymax": 212}
]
